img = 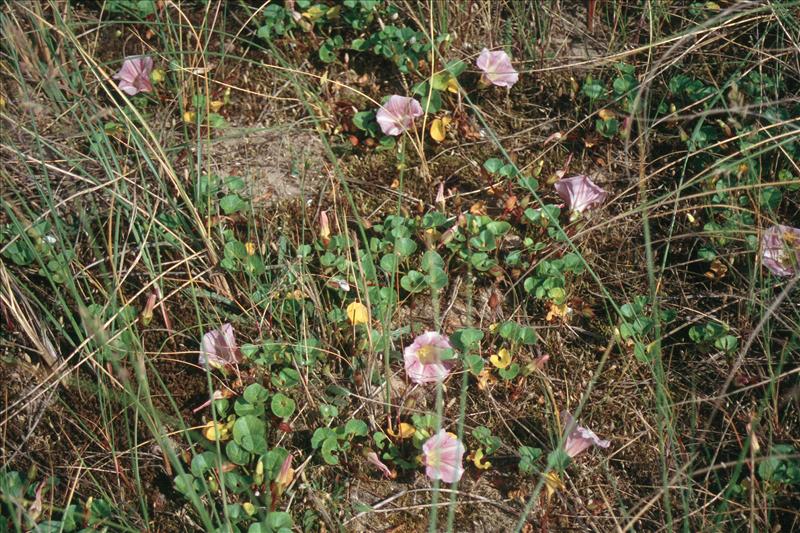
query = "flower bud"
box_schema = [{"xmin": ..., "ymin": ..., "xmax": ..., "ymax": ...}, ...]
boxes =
[
  {"xmin": 142, "ymin": 291, "xmax": 157, "ymax": 326},
  {"xmin": 319, "ymin": 210, "xmax": 331, "ymax": 246},
  {"xmin": 273, "ymin": 454, "xmax": 294, "ymax": 497}
]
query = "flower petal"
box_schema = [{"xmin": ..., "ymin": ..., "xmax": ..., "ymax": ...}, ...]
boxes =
[
  {"xmin": 476, "ymin": 48, "xmax": 519, "ymax": 88},
  {"xmin": 113, "ymin": 56, "xmax": 154, "ymax": 96},
  {"xmin": 403, "ymin": 331, "xmax": 454, "ymax": 384},
  {"xmin": 761, "ymin": 224, "xmax": 800, "ymax": 277},
  {"xmin": 199, "ymin": 323, "xmax": 241, "ymax": 369},
  {"xmin": 561, "ymin": 410, "xmax": 610, "ymax": 458},
  {"xmin": 554, "ymin": 175, "xmax": 608, "ymax": 213},
  {"xmin": 422, "ymin": 429, "xmax": 465, "ymax": 483},
  {"xmin": 376, "ymin": 95, "xmax": 423, "ymax": 136}
]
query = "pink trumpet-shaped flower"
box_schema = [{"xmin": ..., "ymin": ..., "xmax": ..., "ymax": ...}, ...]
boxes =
[
  {"xmin": 376, "ymin": 95, "xmax": 423, "ymax": 136},
  {"xmin": 761, "ymin": 224, "xmax": 800, "ymax": 277},
  {"xmin": 199, "ymin": 323, "xmax": 242, "ymax": 370},
  {"xmin": 319, "ymin": 210, "xmax": 331, "ymax": 245},
  {"xmin": 366, "ymin": 451, "xmax": 395, "ymax": 479},
  {"xmin": 113, "ymin": 56, "xmax": 154, "ymax": 95},
  {"xmin": 403, "ymin": 331, "xmax": 454, "ymax": 384},
  {"xmin": 422, "ymin": 429, "xmax": 465, "ymax": 483},
  {"xmin": 554, "ymin": 175, "xmax": 608, "ymax": 213},
  {"xmin": 562, "ymin": 410, "xmax": 610, "ymax": 458},
  {"xmin": 476, "ymin": 48, "xmax": 519, "ymax": 88},
  {"xmin": 274, "ymin": 453, "xmax": 294, "ymax": 495}
]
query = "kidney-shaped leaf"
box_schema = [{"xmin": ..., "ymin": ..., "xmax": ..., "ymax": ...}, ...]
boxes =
[{"xmin": 233, "ymin": 415, "xmax": 267, "ymax": 454}]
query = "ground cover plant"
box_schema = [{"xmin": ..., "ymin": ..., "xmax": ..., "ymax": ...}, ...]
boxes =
[{"xmin": 1, "ymin": 0, "xmax": 799, "ymax": 531}]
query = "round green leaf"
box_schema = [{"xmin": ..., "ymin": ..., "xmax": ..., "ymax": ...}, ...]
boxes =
[
  {"xmin": 321, "ymin": 436, "xmax": 340, "ymax": 465},
  {"xmin": 233, "ymin": 415, "xmax": 267, "ymax": 453},
  {"xmin": 486, "ymin": 221, "xmax": 511, "ymax": 236},
  {"xmin": 234, "ymin": 398, "xmax": 264, "ymax": 417},
  {"xmin": 483, "ymin": 158, "xmax": 503, "ymax": 174},
  {"xmin": 271, "ymin": 367, "xmax": 300, "ymax": 388},
  {"xmin": 379, "ymin": 253, "xmax": 398, "ymax": 273},
  {"xmin": 271, "ymin": 393, "xmax": 296, "ymax": 418},
  {"xmin": 191, "ymin": 451, "xmax": 218, "ymax": 476},
  {"xmin": 420, "ymin": 250, "xmax": 444, "ymax": 271},
  {"xmin": 223, "ymin": 470, "xmax": 251, "ymax": 494},
  {"xmin": 498, "ymin": 363, "xmax": 520, "ymax": 380},
  {"xmin": 173, "ymin": 473, "xmax": 199, "ymax": 497},
  {"xmin": 263, "ymin": 447, "xmax": 290, "ymax": 480},
  {"xmin": 451, "ymin": 327, "xmax": 483, "ymax": 351},
  {"xmin": 344, "ymin": 419, "xmax": 368, "ymax": 437},
  {"xmin": 244, "ymin": 383, "xmax": 269, "ymax": 404},
  {"xmin": 220, "ymin": 194, "xmax": 248, "ymax": 214},
  {"xmin": 312, "ymin": 427, "xmax": 336, "ymax": 449},
  {"xmin": 226, "ymin": 440, "xmax": 251, "ymax": 466},
  {"xmin": 426, "ymin": 266, "xmax": 448, "ymax": 290},
  {"xmin": 394, "ymin": 237, "xmax": 417, "ymax": 257},
  {"xmin": 400, "ymin": 270, "xmax": 426, "ymax": 293},
  {"xmin": 320, "ymin": 403, "xmax": 339, "ymax": 420}
]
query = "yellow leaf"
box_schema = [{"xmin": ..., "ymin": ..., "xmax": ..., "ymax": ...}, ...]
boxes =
[
  {"xmin": 469, "ymin": 448, "xmax": 492, "ymax": 470},
  {"xmin": 242, "ymin": 502, "xmax": 256, "ymax": 516},
  {"xmin": 704, "ymin": 258, "xmax": 727, "ymax": 280},
  {"xmin": 476, "ymin": 369, "xmax": 497, "ymax": 390},
  {"xmin": 303, "ymin": 5, "xmax": 326, "ymax": 21},
  {"xmin": 203, "ymin": 421, "xmax": 230, "ymax": 441},
  {"xmin": 546, "ymin": 302, "xmax": 571, "ymax": 323},
  {"xmin": 286, "ymin": 289, "xmax": 306, "ymax": 300},
  {"xmin": 387, "ymin": 422, "xmax": 415, "ymax": 439},
  {"xmin": 398, "ymin": 423, "xmax": 415, "ymax": 438},
  {"xmin": 544, "ymin": 471, "xmax": 564, "ymax": 502},
  {"xmin": 598, "ymin": 108, "xmax": 616, "ymax": 120},
  {"xmin": 447, "ymin": 77, "xmax": 459, "ymax": 94},
  {"xmin": 430, "ymin": 118, "xmax": 446, "ymax": 142},
  {"xmin": 489, "ymin": 348, "xmax": 511, "ymax": 369},
  {"xmin": 346, "ymin": 301, "xmax": 369, "ymax": 325},
  {"xmin": 150, "ymin": 68, "xmax": 165, "ymax": 84},
  {"xmin": 210, "ymin": 100, "xmax": 224, "ymax": 112},
  {"xmin": 469, "ymin": 201, "xmax": 487, "ymax": 216}
]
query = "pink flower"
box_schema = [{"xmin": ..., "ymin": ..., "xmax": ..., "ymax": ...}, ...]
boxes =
[
  {"xmin": 761, "ymin": 224, "xmax": 800, "ymax": 277},
  {"xmin": 476, "ymin": 48, "xmax": 519, "ymax": 88},
  {"xmin": 274, "ymin": 453, "xmax": 294, "ymax": 495},
  {"xmin": 199, "ymin": 323, "xmax": 242, "ymax": 370},
  {"xmin": 376, "ymin": 95, "xmax": 423, "ymax": 136},
  {"xmin": 422, "ymin": 429, "xmax": 465, "ymax": 483},
  {"xmin": 403, "ymin": 331, "xmax": 454, "ymax": 384},
  {"xmin": 113, "ymin": 56, "xmax": 154, "ymax": 95},
  {"xmin": 562, "ymin": 410, "xmax": 610, "ymax": 458},
  {"xmin": 319, "ymin": 210, "xmax": 331, "ymax": 245},
  {"xmin": 554, "ymin": 175, "xmax": 608, "ymax": 213},
  {"xmin": 366, "ymin": 451, "xmax": 394, "ymax": 479}
]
